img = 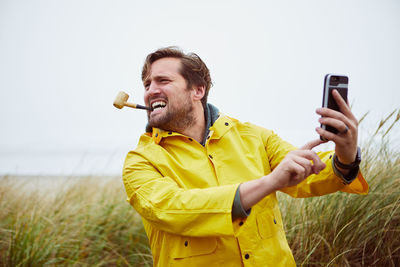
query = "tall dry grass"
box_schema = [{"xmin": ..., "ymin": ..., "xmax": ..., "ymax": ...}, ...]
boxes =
[
  {"xmin": 0, "ymin": 109, "xmax": 399, "ymax": 266},
  {"xmin": 280, "ymin": 109, "xmax": 400, "ymax": 266},
  {"xmin": 0, "ymin": 177, "xmax": 151, "ymax": 266}
]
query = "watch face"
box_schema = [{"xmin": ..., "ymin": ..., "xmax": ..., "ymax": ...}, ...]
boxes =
[{"xmin": 355, "ymin": 146, "xmax": 361, "ymax": 163}]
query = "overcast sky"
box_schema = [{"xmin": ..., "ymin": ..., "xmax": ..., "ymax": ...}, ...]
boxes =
[{"xmin": 0, "ymin": 0, "xmax": 399, "ymax": 175}]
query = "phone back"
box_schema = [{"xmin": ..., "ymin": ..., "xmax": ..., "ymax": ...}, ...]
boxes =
[{"xmin": 321, "ymin": 74, "xmax": 348, "ymax": 135}]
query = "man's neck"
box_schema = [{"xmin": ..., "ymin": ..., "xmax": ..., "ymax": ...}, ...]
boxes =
[{"xmin": 179, "ymin": 105, "xmax": 206, "ymax": 143}]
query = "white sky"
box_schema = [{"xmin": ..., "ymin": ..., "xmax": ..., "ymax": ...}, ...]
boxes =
[{"xmin": 0, "ymin": 0, "xmax": 399, "ymax": 175}]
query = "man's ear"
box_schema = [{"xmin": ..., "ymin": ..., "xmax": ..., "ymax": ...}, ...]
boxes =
[{"xmin": 192, "ymin": 85, "xmax": 205, "ymax": 101}]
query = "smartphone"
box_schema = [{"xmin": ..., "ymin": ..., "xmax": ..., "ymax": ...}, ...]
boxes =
[{"xmin": 320, "ymin": 74, "xmax": 348, "ymax": 139}]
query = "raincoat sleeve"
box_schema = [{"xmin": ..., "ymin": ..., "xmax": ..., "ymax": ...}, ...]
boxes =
[
  {"xmin": 123, "ymin": 151, "xmax": 238, "ymax": 237},
  {"xmin": 261, "ymin": 128, "xmax": 368, "ymax": 197}
]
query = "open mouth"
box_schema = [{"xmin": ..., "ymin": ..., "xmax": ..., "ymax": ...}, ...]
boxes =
[{"xmin": 151, "ymin": 101, "xmax": 167, "ymax": 111}]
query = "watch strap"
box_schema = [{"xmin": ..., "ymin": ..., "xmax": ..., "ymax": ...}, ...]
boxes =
[
  {"xmin": 333, "ymin": 147, "xmax": 361, "ymax": 170},
  {"xmin": 332, "ymin": 156, "xmax": 359, "ymax": 184}
]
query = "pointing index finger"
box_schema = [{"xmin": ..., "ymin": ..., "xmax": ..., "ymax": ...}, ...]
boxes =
[
  {"xmin": 300, "ymin": 139, "xmax": 327, "ymax": 150},
  {"xmin": 297, "ymin": 140, "xmax": 327, "ymax": 173}
]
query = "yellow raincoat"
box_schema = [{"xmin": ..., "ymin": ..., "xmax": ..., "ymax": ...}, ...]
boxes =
[{"xmin": 123, "ymin": 115, "xmax": 368, "ymax": 266}]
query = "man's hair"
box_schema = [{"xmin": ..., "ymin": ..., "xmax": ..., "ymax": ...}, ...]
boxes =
[{"xmin": 142, "ymin": 46, "xmax": 213, "ymax": 109}]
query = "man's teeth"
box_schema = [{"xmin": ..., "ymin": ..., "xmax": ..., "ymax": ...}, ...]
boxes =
[{"xmin": 151, "ymin": 101, "xmax": 167, "ymax": 110}]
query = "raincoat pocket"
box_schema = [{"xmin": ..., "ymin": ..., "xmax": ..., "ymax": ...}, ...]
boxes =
[
  {"xmin": 256, "ymin": 206, "xmax": 283, "ymax": 239},
  {"xmin": 170, "ymin": 236, "xmax": 218, "ymax": 265}
]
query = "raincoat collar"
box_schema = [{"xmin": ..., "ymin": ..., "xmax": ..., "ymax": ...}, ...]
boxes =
[{"xmin": 201, "ymin": 103, "xmax": 219, "ymax": 145}]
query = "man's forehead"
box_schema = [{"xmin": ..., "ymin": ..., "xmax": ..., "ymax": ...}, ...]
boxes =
[{"xmin": 148, "ymin": 57, "xmax": 181, "ymax": 78}]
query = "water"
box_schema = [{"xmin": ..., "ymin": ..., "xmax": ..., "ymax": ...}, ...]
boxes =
[{"xmin": 0, "ymin": 150, "xmax": 127, "ymax": 175}]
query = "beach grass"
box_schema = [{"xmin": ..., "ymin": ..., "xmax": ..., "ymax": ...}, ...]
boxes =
[
  {"xmin": 0, "ymin": 176, "xmax": 152, "ymax": 267},
  {"xmin": 0, "ymin": 110, "xmax": 399, "ymax": 266},
  {"xmin": 280, "ymin": 110, "xmax": 400, "ymax": 266}
]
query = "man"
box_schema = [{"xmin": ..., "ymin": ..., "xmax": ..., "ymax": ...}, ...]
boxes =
[{"xmin": 122, "ymin": 47, "xmax": 368, "ymax": 266}]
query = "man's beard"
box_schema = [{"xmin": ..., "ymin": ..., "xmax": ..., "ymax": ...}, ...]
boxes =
[{"xmin": 147, "ymin": 97, "xmax": 196, "ymax": 132}]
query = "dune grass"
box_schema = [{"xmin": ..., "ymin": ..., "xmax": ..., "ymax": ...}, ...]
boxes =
[
  {"xmin": 280, "ymin": 109, "xmax": 400, "ymax": 266},
  {"xmin": 0, "ymin": 110, "xmax": 399, "ymax": 266},
  {"xmin": 0, "ymin": 176, "xmax": 152, "ymax": 266},
  {"xmin": 280, "ymin": 148, "xmax": 400, "ymax": 266}
]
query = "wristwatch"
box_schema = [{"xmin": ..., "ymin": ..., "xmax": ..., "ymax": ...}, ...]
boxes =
[
  {"xmin": 333, "ymin": 146, "xmax": 361, "ymax": 170},
  {"xmin": 332, "ymin": 147, "xmax": 361, "ymax": 184}
]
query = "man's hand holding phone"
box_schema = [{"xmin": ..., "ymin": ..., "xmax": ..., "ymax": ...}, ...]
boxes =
[{"xmin": 316, "ymin": 88, "xmax": 359, "ymax": 167}]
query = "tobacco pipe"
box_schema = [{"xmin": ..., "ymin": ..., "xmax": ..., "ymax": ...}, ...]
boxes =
[{"xmin": 113, "ymin": 91, "xmax": 152, "ymax": 111}]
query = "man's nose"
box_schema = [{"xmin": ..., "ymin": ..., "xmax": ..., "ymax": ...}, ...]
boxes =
[{"xmin": 147, "ymin": 82, "xmax": 161, "ymax": 96}]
